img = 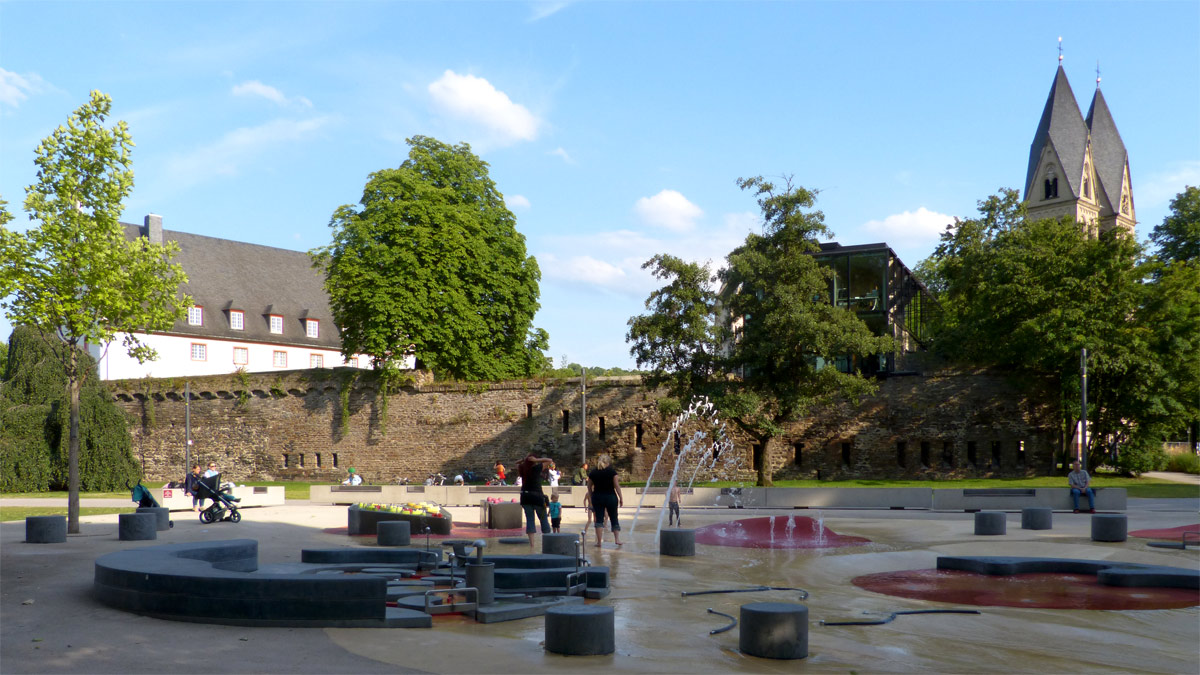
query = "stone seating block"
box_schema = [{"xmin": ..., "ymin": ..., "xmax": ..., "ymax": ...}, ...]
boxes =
[
  {"xmin": 739, "ymin": 602, "xmax": 808, "ymax": 660},
  {"xmin": 118, "ymin": 512, "xmax": 158, "ymax": 541},
  {"xmin": 377, "ymin": 520, "xmax": 412, "ymax": 546},
  {"xmin": 660, "ymin": 528, "xmax": 696, "ymax": 556},
  {"xmin": 542, "ymin": 533, "xmax": 579, "ymax": 557},
  {"xmin": 488, "ymin": 502, "xmax": 523, "ymax": 530},
  {"xmin": 136, "ymin": 506, "xmax": 172, "ymax": 531},
  {"xmin": 974, "ymin": 511, "xmax": 1006, "ymax": 535},
  {"xmin": 545, "ymin": 605, "xmax": 615, "ymax": 655},
  {"xmin": 1021, "ymin": 507, "xmax": 1053, "ymax": 531},
  {"xmin": 1092, "ymin": 514, "xmax": 1128, "ymax": 542},
  {"xmin": 26, "ymin": 515, "xmax": 67, "ymax": 543}
]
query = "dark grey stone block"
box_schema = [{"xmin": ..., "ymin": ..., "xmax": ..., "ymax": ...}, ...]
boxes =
[
  {"xmin": 488, "ymin": 502, "xmax": 523, "ymax": 530},
  {"xmin": 377, "ymin": 520, "xmax": 411, "ymax": 546},
  {"xmin": 545, "ymin": 604, "xmax": 615, "ymax": 655},
  {"xmin": 118, "ymin": 512, "xmax": 158, "ymax": 541},
  {"xmin": 26, "ymin": 515, "xmax": 67, "ymax": 543},
  {"xmin": 739, "ymin": 602, "xmax": 808, "ymax": 660},
  {"xmin": 660, "ymin": 528, "xmax": 696, "ymax": 556},
  {"xmin": 1021, "ymin": 507, "xmax": 1052, "ymax": 530},
  {"xmin": 137, "ymin": 507, "xmax": 171, "ymax": 531},
  {"xmin": 467, "ymin": 562, "xmax": 495, "ymax": 604},
  {"xmin": 542, "ymin": 533, "xmax": 579, "ymax": 557},
  {"xmin": 974, "ymin": 511, "xmax": 1006, "ymax": 535},
  {"xmin": 1092, "ymin": 514, "xmax": 1127, "ymax": 542}
]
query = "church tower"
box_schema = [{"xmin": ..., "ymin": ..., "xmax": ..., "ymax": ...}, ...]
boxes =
[{"xmin": 1023, "ymin": 64, "xmax": 1135, "ymax": 236}]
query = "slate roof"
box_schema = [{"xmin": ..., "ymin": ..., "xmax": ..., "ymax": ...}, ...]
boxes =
[
  {"xmin": 1025, "ymin": 66, "xmax": 1089, "ymax": 200},
  {"xmin": 1085, "ymin": 87, "xmax": 1131, "ymax": 214},
  {"xmin": 120, "ymin": 223, "xmax": 341, "ymax": 350}
]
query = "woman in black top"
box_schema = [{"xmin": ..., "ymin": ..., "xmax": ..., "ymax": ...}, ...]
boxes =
[
  {"xmin": 587, "ymin": 454, "xmax": 624, "ymax": 547},
  {"xmin": 517, "ymin": 453, "xmax": 553, "ymax": 546}
]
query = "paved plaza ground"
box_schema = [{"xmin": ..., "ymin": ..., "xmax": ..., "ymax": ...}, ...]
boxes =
[{"xmin": 2, "ymin": 493, "xmax": 1197, "ymax": 674}]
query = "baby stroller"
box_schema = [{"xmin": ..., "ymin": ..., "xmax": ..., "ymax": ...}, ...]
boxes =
[
  {"xmin": 127, "ymin": 480, "xmax": 161, "ymax": 508},
  {"xmin": 194, "ymin": 474, "xmax": 242, "ymax": 523}
]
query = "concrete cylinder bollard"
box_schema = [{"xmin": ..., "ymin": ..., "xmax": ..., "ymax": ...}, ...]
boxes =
[
  {"xmin": 660, "ymin": 528, "xmax": 696, "ymax": 556},
  {"xmin": 1091, "ymin": 514, "xmax": 1127, "ymax": 542},
  {"xmin": 377, "ymin": 520, "xmax": 412, "ymax": 546},
  {"xmin": 974, "ymin": 511, "xmax": 1006, "ymax": 535},
  {"xmin": 466, "ymin": 562, "xmax": 495, "ymax": 605},
  {"xmin": 25, "ymin": 515, "xmax": 67, "ymax": 543},
  {"xmin": 1021, "ymin": 507, "xmax": 1053, "ymax": 530},
  {"xmin": 118, "ymin": 512, "xmax": 158, "ymax": 541},
  {"xmin": 739, "ymin": 602, "xmax": 809, "ymax": 660},
  {"xmin": 545, "ymin": 605, "xmax": 615, "ymax": 655},
  {"xmin": 542, "ymin": 532, "xmax": 580, "ymax": 557},
  {"xmin": 136, "ymin": 506, "xmax": 171, "ymax": 531}
]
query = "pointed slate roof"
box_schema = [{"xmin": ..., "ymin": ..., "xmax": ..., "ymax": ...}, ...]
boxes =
[
  {"xmin": 1025, "ymin": 66, "xmax": 1089, "ymax": 200},
  {"xmin": 1086, "ymin": 86, "xmax": 1130, "ymax": 213}
]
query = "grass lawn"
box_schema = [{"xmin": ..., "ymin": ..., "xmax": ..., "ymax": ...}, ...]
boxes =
[{"xmin": 0, "ymin": 506, "xmax": 135, "ymax": 522}]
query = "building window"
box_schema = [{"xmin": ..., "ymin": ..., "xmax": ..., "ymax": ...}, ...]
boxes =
[
  {"xmin": 187, "ymin": 306, "xmax": 203, "ymax": 326},
  {"xmin": 793, "ymin": 442, "xmax": 803, "ymax": 466},
  {"xmin": 942, "ymin": 441, "xmax": 955, "ymax": 469},
  {"xmin": 562, "ymin": 410, "xmax": 570, "ymax": 434},
  {"xmin": 310, "ymin": 354, "xmax": 323, "ymax": 368},
  {"xmin": 920, "ymin": 441, "xmax": 931, "ymax": 468},
  {"xmin": 332, "ymin": 452, "xmax": 339, "ymax": 468},
  {"xmin": 896, "ymin": 441, "xmax": 907, "ymax": 468},
  {"xmin": 967, "ymin": 441, "xmax": 978, "ymax": 468},
  {"xmin": 841, "ymin": 441, "xmax": 852, "ymax": 468},
  {"xmin": 229, "ymin": 310, "xmax": 244, "ymax": 330},
  {"xmin": 283, "ymin": 454, "xmax": 290, "ymax": 468},
  {"xmin": 674, "ymin": 430, "xmax": 681, "ymax": 454},
  {"xmin": 190, "ymin": 343, "xmax": 207, "ymax": 361},
  {"xmin": 306, "ymin": 319, "xmax": 319, "ymax": 338},
  {"xmin": 233, "ymin": 347, "xmax": 249, "ymax": 365},
  {"xmin": 348, "ymin": 357, "xmax": 358, "ymax": 368},
  {"xmin": 527, "ymin": 403, "xmax": 534, "ymax": 419},
  {"xmin": 269, "ymin": 315, "xmax": 283, "ymax": 334},
  {"xmin": 298, "ymin": 454, "xmax": 305, "ymax": 468},
  {"xmin": 599, "ymin": 416, "xmax": 606, "ymax": 440},
  {"xmin": 635, "ymin": 422, "xmax": 644, "ymax": 449},
  {"xmin": 273, "ymin": 351, "xmax": 287, "ymax": 368}
]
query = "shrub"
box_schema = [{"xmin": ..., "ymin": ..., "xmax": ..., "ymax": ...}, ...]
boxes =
[{"xmin": 1164, "ymin": 452, "xmax": 1200, "ymax": 475}]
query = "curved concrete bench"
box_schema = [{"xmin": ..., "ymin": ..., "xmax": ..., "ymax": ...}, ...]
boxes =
[
  {"xmin": 26, "ymin": 515, "xmax": 67, "ymax": 543},
  {"xmin": 937, "ymin": 556, "xmax": 1198, "ymax": 590},
  {"xmin": 301, "ymin": 547, "xmax": 440, "ymax": 566},
  {"xmin": 348, "ymin": 505, "xmax": 453, "ymax": 535},
  {"xmin": 94, "ymin": 539, "xmax": 403, "ymax": 627}
]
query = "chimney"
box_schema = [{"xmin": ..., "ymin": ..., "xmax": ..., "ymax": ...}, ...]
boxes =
[{"xmin": 144, "ymin": 214, "xmax": 163, "ymax": 244}]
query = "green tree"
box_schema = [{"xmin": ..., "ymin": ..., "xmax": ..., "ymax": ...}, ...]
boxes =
[
  {"xmin": 0, "ymin": 92, "xmax": 189, "ymax": 532},
  {"xmin": 1150, "ymin": 185, "xmax": 1199, "ymax": 264},
  {"xmin": 628, "ymin": 177, "xmax": 893, "ymax": 486},
  {"xmin": 312, "ymin": 136, "xmax": 548, "ymax": 382}
]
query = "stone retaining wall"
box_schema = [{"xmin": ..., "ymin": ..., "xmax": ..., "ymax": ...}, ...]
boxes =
[{"xmin": 109, "ymin": 368, "xmax": 1058, "ymax": 484}]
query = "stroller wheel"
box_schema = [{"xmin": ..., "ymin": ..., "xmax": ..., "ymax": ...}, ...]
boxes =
[
  {"xmin": 199, "ymin": 509, "xmax": 213, "ymax": 524},
  {"xmin": 230, "ymin": 510, "xmax": 242, "ymax": 523}
]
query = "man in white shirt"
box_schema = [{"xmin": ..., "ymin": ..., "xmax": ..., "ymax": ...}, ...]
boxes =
[{"xmin": 343, "ymin": 467, "xmax": 363, "ymax": 486}]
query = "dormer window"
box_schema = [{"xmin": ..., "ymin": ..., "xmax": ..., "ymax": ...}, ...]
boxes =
[
  {"xmin": 269, "ymin": 315, "xmax": 284, "ymax": 334},
  {"xmin": 229, "ymin": 310, "xmax": 244, "ymax": 331},
  {"xmin": 187, "ymin": 306, "xmax": 204, "ymax": 326},
  {"xmin": 306, "ymin": 319, "xmax": 319, "ymax": 339}
]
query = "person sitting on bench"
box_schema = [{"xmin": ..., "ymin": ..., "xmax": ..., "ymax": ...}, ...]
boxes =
[{"xmin": 1068, "ymin": 460, "xmax": 1096, "ymax": 513}]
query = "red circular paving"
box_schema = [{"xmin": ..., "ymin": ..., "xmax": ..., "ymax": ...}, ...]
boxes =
[
  {"xmin": 1129, "ymin": 524, "xmax": 1199, "ymax": 539},
  {"xmin": 853, "ymin": 569, "xmax": 1200, "ymax": 610},
  {"xmin": 694, "ymin": 515, "xmax": 870, "ymax": 549}
]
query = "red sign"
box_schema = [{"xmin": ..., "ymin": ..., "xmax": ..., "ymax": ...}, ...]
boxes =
[{"xmin": 163, "ymin": 489, "xmax": 173, "ymax": 498}]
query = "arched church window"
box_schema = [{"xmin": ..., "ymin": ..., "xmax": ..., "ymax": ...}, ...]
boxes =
[
  {"xmin": 1044, "ymin": 167, "xmax": 1058, "ymax": 199},
  {"xmin": 1083, "ymin": 178, "xmax": 1090, "ymax": 199},
  {"xmin": 1121, "ymin": 193, "xmax": 1130, "ymax": 214}
]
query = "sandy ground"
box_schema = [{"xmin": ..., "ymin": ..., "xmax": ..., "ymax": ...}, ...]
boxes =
[{"xmin": 2, "ymin": 496, "xmax": 1197, "ymax": 674}]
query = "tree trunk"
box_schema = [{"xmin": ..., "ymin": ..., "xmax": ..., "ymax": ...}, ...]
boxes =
[
  {"xmin": 755, "ymin": 436, "xmax": 774, "ymax": 487},
  {"xmin": 68, "ymin": 349, "xmax": 81, "ymax": 534}
]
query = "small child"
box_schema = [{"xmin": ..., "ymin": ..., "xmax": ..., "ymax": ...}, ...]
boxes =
[
  {"xmin": 549, "ymin": 493, "xmax": 562, "ymax": 532},
  {"xmin": 668, "ymin": 484, "xmax": 682, "ymax": 526},
  {"xmin": 582, "ymin": 490, "xmax": 592, "ymax": 534}
]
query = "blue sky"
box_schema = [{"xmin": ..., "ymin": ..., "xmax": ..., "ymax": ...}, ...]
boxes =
[{"xmin": 2, "ymin": 1, "xmax": 1198, "ymax": 369}]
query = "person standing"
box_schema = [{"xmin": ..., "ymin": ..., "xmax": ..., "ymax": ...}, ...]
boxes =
[
  {"xmin": 668, "ymin": 484, "xmax": 682, "ymax": 527},
  {"xmin": 549, "ymin": 493, "xmax": 563, "ymax": 533},
  {"xmin": 588, "ymin": 454, "xmax": 623, "ymax": 548},
  {"xmin": 494, "ymin": 461, "xmax": 507, "ymax": 485},
  {"xmin": 572, "ymin": 461, "xmax": 589, "ymax": 486},
  {"xmin": 517, "ymin": 453, "xmax": 553, "ymax": 546},
  {"xmin": 1068, "ymin": 460, "xmax": 1096, "ymax": 513},
  {"xmin": 548, "ymin": 462, "xmax": 562, "ymax": 487}
]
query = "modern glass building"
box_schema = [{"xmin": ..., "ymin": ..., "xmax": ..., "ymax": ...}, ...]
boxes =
[{"xmin": 812, "ymin": 242, "xmax": 937, "ymax": 375}]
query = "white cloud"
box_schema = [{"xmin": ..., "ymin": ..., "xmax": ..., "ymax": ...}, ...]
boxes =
[
  {"xmin": 428, "ymin": 70, "xmax": 540, "ymax": 147},
  {"xmin": 232, "ymin": 80, "xmax": 312, "ymax": 108},
  {"xmin": 634, "ymin": 189, "xmax": 704, "ymax": 233},
  {"xmin": 1138, "ymin": 160, "xmax": 1200, "ymax": 209},
  {"xmin": 0, "ymin": 68, "xmax": 48, "ymax": 107},
  {"xmin": 549, "ymin": 147, "xmax": 574, "ymax": 164},
  {"xmin": 507, "ymin": 194, "xmax": 531, "ymax": 209},
  {"xmin": 164, "ymin": 116, "xmax": 331, "ymax": 189},
  {"xmin": 529, "ymin": 2, "xmax": 569, "ymax": 21},
  {"xmin": 860, "ymin": 207, "xmax": 953, "ymax": 248}
]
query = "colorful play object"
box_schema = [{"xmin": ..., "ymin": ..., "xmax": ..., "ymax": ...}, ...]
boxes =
[
  {"xmin": 694, "ymin": 515, "xmax": 870, "ymax": 549},
  {"xmin": 348, "ymin": 501, "xmax": 454, "ymax": 535}
]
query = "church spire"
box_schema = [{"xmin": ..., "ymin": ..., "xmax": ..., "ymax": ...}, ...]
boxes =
[{"xmin": 1024, "ymin": 64, "xmax": 1088, "ymax": 202}]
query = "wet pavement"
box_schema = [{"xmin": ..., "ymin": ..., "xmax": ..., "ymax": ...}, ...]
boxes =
[{"xmin": 2, "ymin": 498, "xmax": 1197, "ymax": 673}]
